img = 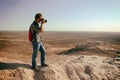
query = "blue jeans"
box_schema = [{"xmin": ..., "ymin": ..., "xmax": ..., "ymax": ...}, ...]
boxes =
[{"xmin": 31, "ymin": 41, "xmax": 45, "ymax": 68}]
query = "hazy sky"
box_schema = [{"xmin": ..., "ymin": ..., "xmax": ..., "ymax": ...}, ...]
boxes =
[{"xmin": 0, "ymin": 0, "xmax": 120, "ymax": 32}]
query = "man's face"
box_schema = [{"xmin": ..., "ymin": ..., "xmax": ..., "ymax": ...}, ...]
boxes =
[
  {"xmin": 37, "ymin": 16, "xmax": 43, "ymax": 23},
  {"xmin": 37, "ymin": 18, "xmax": 41, "ymax": 23}
]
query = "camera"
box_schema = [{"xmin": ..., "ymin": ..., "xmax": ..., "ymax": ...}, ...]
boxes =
[{"xmin": 41, "ymin": 18, "xmax": 47, "ymax": 23}]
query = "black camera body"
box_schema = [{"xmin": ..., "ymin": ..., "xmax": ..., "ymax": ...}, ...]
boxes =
[{"xmin": 41, "ymin": 18, "xmax": 47, "ymax": 23}]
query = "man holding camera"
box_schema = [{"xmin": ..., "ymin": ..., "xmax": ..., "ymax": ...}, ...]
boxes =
[{"xmin": 30, "ymin": 13, "xmax": 48, "ymax": 71}]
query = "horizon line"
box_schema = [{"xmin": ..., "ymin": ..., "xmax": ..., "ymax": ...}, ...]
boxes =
[{"xmin": 0, "ymin": 30, "xmax": 120, "ymax": 33}]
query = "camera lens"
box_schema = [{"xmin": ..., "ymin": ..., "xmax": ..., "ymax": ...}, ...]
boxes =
[{"xmin": 45, "ymin": 20, "xmax": 47, "ymax": 22}]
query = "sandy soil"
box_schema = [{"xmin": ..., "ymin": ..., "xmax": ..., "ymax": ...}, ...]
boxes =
[{"xmin": 0, "ymin": 31, "xmax": 120, "ymax": 80}]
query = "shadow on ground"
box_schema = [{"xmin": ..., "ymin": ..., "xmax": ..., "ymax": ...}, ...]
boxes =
[{"xmin": 0, "ymin": 62, "xmax": 31, "ymax": 70}]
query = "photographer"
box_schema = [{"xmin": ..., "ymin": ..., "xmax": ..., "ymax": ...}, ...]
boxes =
[{"xmin": 29, "ymin": 13, "xmax": 48, "ymax": 71}]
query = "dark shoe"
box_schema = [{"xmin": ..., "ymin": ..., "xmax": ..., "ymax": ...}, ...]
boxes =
[
  {"xmin": 31, "ymin": 67, "xmax": 40, "ymax": 72},
  {"xmin": 41, "ymin": 64, "xmax": 48, "ymax": 67}
]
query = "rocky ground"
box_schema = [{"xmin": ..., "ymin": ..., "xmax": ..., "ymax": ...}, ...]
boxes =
[{"xmin": 0, "ymin": 54, "xmax": 120, "ymax": 80}]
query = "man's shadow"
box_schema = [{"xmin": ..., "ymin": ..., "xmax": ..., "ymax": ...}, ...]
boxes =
[{"xmin": 0, "ymin": 62, "xmax": 31, "ymax": 70}]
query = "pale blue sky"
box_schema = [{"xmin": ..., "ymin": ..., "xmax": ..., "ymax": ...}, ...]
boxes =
[{"xmin": 0, "ymin": 0, "xmax": 120, "ymax": 32}]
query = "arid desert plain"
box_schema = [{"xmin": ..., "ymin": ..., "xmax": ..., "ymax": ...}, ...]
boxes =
[{"xmin": 0, "ymin": 31, "xmax": 120, "ymax": 80}]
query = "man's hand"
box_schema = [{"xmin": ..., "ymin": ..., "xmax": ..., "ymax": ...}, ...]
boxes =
[
  {"xmin": 40, "ymin": 19, "xmax": 46, "ymax": 32},
  {"xmin": 41, "ymin": 20, "xmax": 46, "ymax": 25},
  {"xmin": 40, "ymin": 24, "xmax": 44, "ymax": 32}
]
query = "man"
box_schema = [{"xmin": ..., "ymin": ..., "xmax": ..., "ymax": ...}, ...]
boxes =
[{"xmin": 30, "ymin": 13, "xmax": 48, "ymax": 70}]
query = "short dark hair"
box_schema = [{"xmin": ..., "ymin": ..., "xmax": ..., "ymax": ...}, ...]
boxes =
[{"xmin": 35, "ymin": 13, "xmax": 42, "ymax": 20}]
